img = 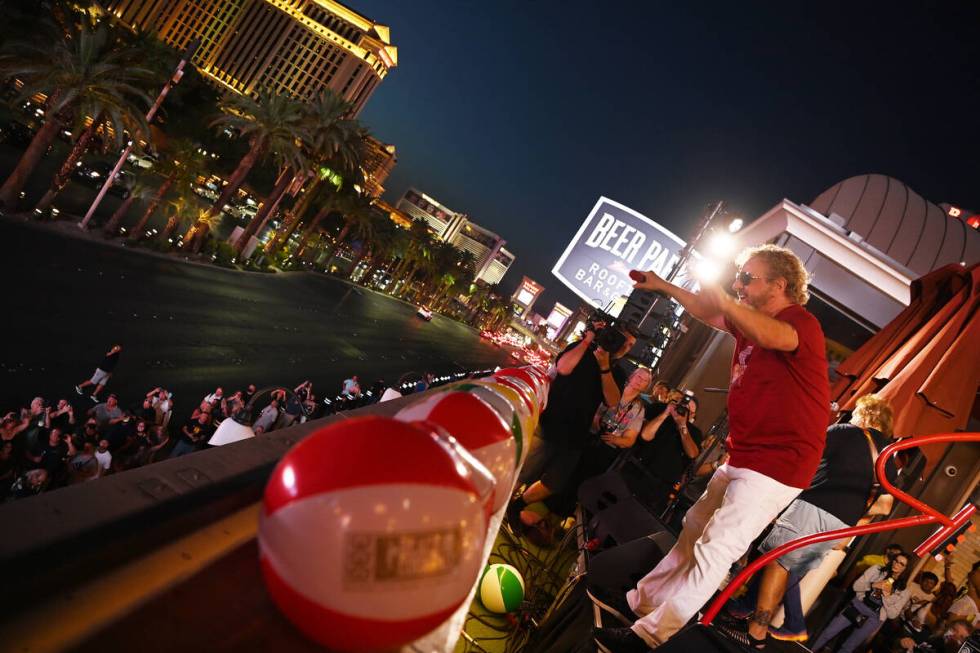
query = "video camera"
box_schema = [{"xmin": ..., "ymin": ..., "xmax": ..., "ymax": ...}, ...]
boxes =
[{"xmin": 586, "ymin": 309, "xmax": 629, "ymax": 354}]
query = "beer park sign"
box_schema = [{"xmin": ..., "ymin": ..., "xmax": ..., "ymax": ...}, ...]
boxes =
[{"xmin": 552, "ymin": 197, "xmax": 686, "ymax": 308}]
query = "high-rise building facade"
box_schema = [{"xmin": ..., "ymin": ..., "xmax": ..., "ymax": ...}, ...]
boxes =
[
  {"xmin": 361, "ymin": 135, "xmax": 396, "ymax": 198},
  {"xmin": 101, "ymin": 0, "xmax": 397, "ymax": 116},
  {"xmin": 396, "ymin": 188, "xmax": 459, "ymax": 236},
  {"xmin": 395, "ymin": 188, "xmax": 516, "ymax": 284}
]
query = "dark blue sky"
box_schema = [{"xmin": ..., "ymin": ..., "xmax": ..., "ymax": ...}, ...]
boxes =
[{"xmin": 354, "ymin": 1, "xmax": 980, "ymax": 315}]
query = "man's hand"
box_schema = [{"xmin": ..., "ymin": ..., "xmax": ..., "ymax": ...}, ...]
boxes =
[
  {"xmin": 630, "ymin": 270, "xmax": 666, "ymax": 293},
  {"xmin": 698, "ymin": 284, "xmax": 730, "ymax": 316},
  {"xmin": 593, "ymin": 347, "xmax": 610, "ymax": 369},
  {"xmin": 583, "ymin": 320, "xmax": 605, "ymax": 343},
  {"xmin": 667, "ymin": 403, "xmax": 685, "ymax": 427}
]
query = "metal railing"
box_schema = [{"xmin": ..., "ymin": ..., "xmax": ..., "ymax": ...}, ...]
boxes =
[{"xmin": 700, "ymin": 432, "xmax": 980, "ymax": 626}]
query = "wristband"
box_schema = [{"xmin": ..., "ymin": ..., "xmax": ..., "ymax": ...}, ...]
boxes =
[{"xmin": 599, "ymin": 368, "xmax": 611, "ymax": 374}]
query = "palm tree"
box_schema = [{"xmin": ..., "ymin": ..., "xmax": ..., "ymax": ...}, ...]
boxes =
[
  {"xmin": 352, "ymin": 210, "xmax": 399, "ymax": 285},
  {"xmin": 309, "ymin": 194, "xmax": 376, "ymax": 267},
  {"xmin": 102, "ymin": 177, "xmax": 154, "ymax": 237},
  {"xmin": 264, "ymin": 96, "xmax": 367, "ymax": 253},
  {"xmin": 158, "ymin": 190, "xmax": 201, "ymax": 246},
  {"xmin": 0, "ymin": 21, "xmax": 157, "ymax": 209},
  {"xmin": 127, "ymin": 139, "xmax": 204, "ymax": 241},
  {"xmin": 393, "ymin": 219, "xmax": 436, "ymax": 298},
  {"xmin": 292, "ymin": 182, "xmax": 348, "ymax": 257},
  {"xmin": 208, "ymin": 89, "xmax": 308, "ymax": 254}
]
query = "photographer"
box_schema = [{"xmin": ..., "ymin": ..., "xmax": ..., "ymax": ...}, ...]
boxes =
[
  {"xmin": 628, "ymin": 390, "xmax": 703, "ymax": 514},
  {"xmin": 506, "ymin": 317, "xmax": 636, "ymax": 534},
  {"xmin": 575, "ymin": 367, "xmax": 652, "ymax": 482}
]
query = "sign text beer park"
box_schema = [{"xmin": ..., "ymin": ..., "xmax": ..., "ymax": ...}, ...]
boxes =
[{"xmin": 552, "ymin": 197, "xmax": 686, "ymax": 307}]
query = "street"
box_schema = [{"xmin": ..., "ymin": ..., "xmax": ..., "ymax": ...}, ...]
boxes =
[{"xmin": 0, "ymin": 218, "xmax": 511, "ymax": 412}]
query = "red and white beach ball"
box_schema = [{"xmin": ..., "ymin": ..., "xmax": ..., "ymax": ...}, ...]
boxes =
[
  {"xmin": 466, "ymin": 380, "xmax": 537, "ymax": 465},
  {"xmin": 258, "ymin": 416, "xmax": 491, "ymax": 652},
  {"xmin": 450, "ymin": 382, "xmax": 528, "ymax": 470},
  {"xmin": 396, "ymin": 391, "xmax": 517, "ymax": 513},
  {"xmin": 492, "ymin": 374, "xmax": 540, "ymax": 419},
  {"xmin": 497, "ymin": 367, "xmax": 546, "ymax": 400}
]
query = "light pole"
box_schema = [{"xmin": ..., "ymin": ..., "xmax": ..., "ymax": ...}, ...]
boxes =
[{"xmin": 79, "ymin": 39, "xmax": 200, "ymax": 230}]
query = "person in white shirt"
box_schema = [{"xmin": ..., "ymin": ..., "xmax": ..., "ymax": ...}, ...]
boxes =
[
  {"xmin": 903, "ymin": 572, "xmax": 940, "ymax": 627},
  {"xmin": 946, "ymin": 559, "xmax": 980, "ymax": 627},
  {"xmin": 94, "ymin": 439, "xmax": 112, "ymax": 473},
  {"xmin": 342, "ymin": 376, "xmax": 361, "ymax": 396}
]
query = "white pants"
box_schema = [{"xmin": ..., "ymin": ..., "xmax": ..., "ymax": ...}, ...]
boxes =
[{"xmin": 627, "ymin": 464, "xmax": 801, "ymax": 647}]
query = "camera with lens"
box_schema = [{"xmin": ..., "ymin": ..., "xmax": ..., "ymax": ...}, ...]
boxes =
[
  {"xmin": 674, "ymin": 390, "xmax": 695, "ymax": 417},
  {"xmin": 586, "ymin": 309, "xmax": 628, "ymax": 353}
]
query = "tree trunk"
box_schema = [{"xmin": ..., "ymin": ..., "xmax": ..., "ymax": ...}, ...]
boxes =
[
  {"xmin": 359, "ymin": 256, "xmax": 381, "ymax": 286},
  {"xmin": 289, "ymin": 174, "xmax": 321, "ymax": 221},
  {"xmin": 207, "ymin": 138, "xmax": 262, "ymax": 220},
  {"xmin": 295, "ymin": 216, "xmax": 323, "ymax": 258},
  {"xmin": 128, "ymin": 177, "xmax": 174, "ymax": 241},
  {"xmin": 347, "ymin": 245, "xmax": 370, "ymax": 280},
  {"xmin": 0, "ymin": 97, "xmax": 63, "ymax": 209},
  {"xmin": 189, "ymin": 223, "xmax": 209, "ymax": 253},
  {"xmin": 316, "ymin": 221, "xmax": 350, "ymax": 267},
  {"xmin": 102, "ymin": 194, "xmax": 137, "ymax": 236},
  {"xmin": 157, "ymin": 216, "xmax": 179, "ymax": 245},
  {"xmin": 233, "ymin": 166, "xmax": 293, "ymax": 256},
  {"xmin": 35, "ymin": 116, "xmax": 101, "ymax": 214}
]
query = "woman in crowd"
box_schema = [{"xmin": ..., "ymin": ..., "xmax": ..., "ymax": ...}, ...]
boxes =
[{"xmin": 812, "ymin": 552, "xmax": 913, "ymax": 652}]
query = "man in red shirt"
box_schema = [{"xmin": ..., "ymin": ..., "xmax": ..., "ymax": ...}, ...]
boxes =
[{"xmin": 594, "ymin": 244, "xmax": 829, "ymax": 652}]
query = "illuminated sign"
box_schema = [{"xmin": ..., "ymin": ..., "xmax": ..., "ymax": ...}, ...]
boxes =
[
  {"xmin": 552, "ymin": 197, "xmax": 685, "ymax": 308},
  {"xmin": 546, "ymin": 303, "xmax": 572, "ymax": 330},
  {"xmin": 511, "ymin": 276, "xmax": 544, "ymax": 315}
]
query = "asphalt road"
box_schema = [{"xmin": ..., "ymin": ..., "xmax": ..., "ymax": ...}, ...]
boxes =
[{"xmin": 0, "ymin": 219, "xmax": 511, "ymax": 413}]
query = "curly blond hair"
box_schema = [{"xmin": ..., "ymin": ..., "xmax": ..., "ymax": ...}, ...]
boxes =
[
  {"xmin": 851, "ymin": 394, "xmax": 894, "ymax": 438},
  {"xmin": 736, "ymin": 244, "xmax": 811, "ymax": 305}
]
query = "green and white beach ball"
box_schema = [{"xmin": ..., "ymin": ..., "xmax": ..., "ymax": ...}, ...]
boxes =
[{"xmin": 479, "ymin": 563, "xmax": 525, "ymax": 613}]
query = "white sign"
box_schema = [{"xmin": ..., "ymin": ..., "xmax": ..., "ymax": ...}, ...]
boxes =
[{"xmin": 552, "ymin": 197, "xmax": 686, "ymax": 307}]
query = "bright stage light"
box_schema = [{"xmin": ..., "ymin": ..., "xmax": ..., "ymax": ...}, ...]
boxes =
[
  {"xmin": 692, "ymin": 258, "xmax": 722, "ymax": 284},
  {"xmin": 707, "ymin": 232, "xmax": 735, "ymax": 258},
  {"xmin": 728, "ymin": 218, "xmax": 744, "ymax": 233}
]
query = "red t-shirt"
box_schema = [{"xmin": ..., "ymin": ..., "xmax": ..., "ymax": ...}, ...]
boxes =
[{"xmin": 725, "ymin": 304, "xmax": 830, "ymax": 488}]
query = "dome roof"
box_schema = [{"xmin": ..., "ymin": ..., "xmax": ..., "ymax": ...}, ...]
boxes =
[{"xmin": 809, "ymin": 174, "xmax": 979, "ymax": 277}]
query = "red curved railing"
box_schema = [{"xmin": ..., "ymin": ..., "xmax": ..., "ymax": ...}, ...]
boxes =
[{"xmin": 700, "ymin": 432, "xmax": 980, "ymax": 626}]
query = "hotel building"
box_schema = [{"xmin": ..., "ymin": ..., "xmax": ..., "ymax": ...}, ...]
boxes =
[
  {"xmin": 101, "ymin": 0, "xmax": 397, "ymax": 116},
  {"xmin": 395, "ymin": 188, "xmax": 515, "ymax": 284}
]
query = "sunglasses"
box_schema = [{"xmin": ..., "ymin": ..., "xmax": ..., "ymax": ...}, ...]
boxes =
[{"xmin": 735, "ymin": 270, "xmax": 766, "ymax": 286}]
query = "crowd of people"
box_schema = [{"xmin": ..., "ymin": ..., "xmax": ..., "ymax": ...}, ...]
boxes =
[
  {"xmin": 500, "ymin": 244, "xmax": 975, "ymax": 653},
  {"xmin": 1, "ymin": 341, "xmax": 452, "ymax": 501}
]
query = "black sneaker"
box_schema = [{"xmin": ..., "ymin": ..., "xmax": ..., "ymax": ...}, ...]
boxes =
[
  {"xmin": 717, "ymin": 623, "xmax": 767, "ymax": 650},
  {"xmin": 593, "ymin": 626, "xmax": 651, "ymax": 653},
  {"xmin": 587, "ymin": 585, "xmax": 638, "ymax": 626}
]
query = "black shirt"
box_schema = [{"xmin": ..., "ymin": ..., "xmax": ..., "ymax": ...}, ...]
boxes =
[
  {"xmin": 39, "ymin": 440, "xmax": 68, "ymax": 473},
  {"xmin": 99, "ymin": 350, "xmax": 120, "ymax": 372},
  {"xmin": 636, "ymin": 401, "xmax": 704, "ymax": 484},
  {"xmin": 539, "ymin": 340, "xmax": 626, "ymax": 446},
  {"xmin": 49, "ymin": 411, "xmax": 74, "ymax": 433},
  {"xmin": 180, "ymin": 418, "xmax": 207, "ymax": 445},
  {"xmin": 798, "ymin": 424, "xmax": 898, "ymax": 525}
]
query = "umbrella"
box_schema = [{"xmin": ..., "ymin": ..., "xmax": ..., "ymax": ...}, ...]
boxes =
[
  {"xmin": 831, "ymin": 264, "xmax": 967, "ymax": 405},
  {"xmin": 832, "ymin": 263, "xmax": 979, "ymax": 470}
]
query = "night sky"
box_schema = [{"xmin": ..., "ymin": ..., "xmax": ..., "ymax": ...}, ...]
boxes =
[{"xmin": 354, "ymin": 1, "xmax": 980, "ymax": 315}]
